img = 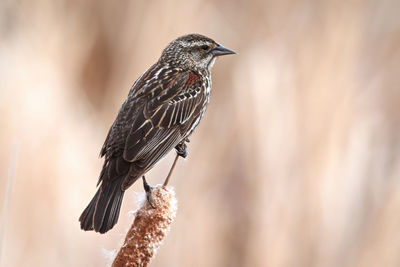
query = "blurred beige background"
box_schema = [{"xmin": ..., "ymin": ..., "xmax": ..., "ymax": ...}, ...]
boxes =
[{"xmin": 1, "ymin": 0, "xmax": 400, "ymax": 266}]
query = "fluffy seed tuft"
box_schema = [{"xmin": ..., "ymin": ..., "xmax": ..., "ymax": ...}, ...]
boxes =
[{"xmin": 112, "ymin": 185, "xmax": 177, "ymax": 267}]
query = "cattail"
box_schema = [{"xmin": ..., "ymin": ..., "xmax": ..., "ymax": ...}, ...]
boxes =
[{"xmin": 112, "ymin": 185, "xmax": 177, "ymax": 267}]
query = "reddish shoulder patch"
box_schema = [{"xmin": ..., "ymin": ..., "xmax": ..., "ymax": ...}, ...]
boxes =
[{"xmin": 186, "ymin": 72, "xmax": 199, "ymax": 85}]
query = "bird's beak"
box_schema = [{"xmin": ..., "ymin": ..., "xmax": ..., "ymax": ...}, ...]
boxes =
[{"xmin": 211, "ymin": 44, "xmax": 236, "ymax": 56}]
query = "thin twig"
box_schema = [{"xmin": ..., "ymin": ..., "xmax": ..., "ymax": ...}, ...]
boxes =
[{"xmin": 163, "ymin": 154, "xmax": 180, "ymax": 188}]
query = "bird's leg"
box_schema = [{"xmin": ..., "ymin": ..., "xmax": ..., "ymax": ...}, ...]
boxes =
[{"xmin": 142, "ymin": 176, "xmax": 155, "ymax": 209}]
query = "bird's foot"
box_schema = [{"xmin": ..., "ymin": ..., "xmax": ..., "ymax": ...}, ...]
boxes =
[
  {"xmin": 175, "ymin": 141, "xmax": 188, "ymax": 158},
  {"xmin": 142, "ymin": 176, "xmax": 155, "ymax": 209}
]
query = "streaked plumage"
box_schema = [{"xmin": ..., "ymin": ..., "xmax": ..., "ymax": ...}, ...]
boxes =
[{"xmin": 79, "ymin": 34, "xmax": 235, "ymax": 233}]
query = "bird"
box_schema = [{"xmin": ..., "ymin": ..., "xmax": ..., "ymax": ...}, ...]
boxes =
[{"xmin": 79, "ymin": 33, "xmax": 236, "ymax": 234}]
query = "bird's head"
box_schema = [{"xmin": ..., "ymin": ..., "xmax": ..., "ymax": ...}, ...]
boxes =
[{"xmin": 160, "ymin": 34, "xmax": 236, "ymax": 73}]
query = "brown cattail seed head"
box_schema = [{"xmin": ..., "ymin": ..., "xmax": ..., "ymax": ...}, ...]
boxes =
[{"xmin": 112, "ymin": 185, "xmax": 177, "ymax": 267}]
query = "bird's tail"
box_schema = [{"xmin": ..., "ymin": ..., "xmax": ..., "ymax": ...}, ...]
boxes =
[{"xmin": 79, "ymin": 177, "xmax": 125, "ymax": 234}]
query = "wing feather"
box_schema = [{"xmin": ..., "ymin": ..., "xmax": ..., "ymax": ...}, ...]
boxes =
[
  {"xmin": 122, "ymin": 70, "xmax": 205, "ymax": 166},
  {"xmin": 122, "ymin": 69, "xmax": 189, "ymax": 162}
]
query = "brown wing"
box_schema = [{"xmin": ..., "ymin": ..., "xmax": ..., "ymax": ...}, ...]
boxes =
[
  {"xmin": 122, "ymin": 72, "xmax": 206, "ymax": 178},
  {"xmin": 100, "ymin": 63, "xmax": 183, "ymax": 161},
  {"xmin": 98, "ymin": 63, "xmax": 205, "ymax": 190},
  {"xmin": 98, "ymin": 63, "xmax": 184, "ymax": 185}
]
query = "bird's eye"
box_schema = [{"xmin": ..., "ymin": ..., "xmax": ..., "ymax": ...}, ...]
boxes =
[{"xmin": 201, "ymin": 45, "xmax": 210, "ymax": 51}]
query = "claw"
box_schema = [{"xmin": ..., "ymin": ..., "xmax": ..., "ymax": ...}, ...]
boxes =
[
  {"xmin": 142, "ymin": 176, "xmax": 155, "ymax": 209},
  {"xmin": 175, "ymin": 141, "xmax": 188, "ymax": 158}
]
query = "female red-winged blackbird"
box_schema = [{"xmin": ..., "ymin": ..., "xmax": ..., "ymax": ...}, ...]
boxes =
[{"xmin": 79, "ymin": 34, "xmax": 235, "ymax": 233}]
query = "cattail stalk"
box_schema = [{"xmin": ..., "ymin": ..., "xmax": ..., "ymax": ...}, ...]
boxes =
[{"xmin": 112, "ymin": 185, "xmax": 177, "ymax": 267}]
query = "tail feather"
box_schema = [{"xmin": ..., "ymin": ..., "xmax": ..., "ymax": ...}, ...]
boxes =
[
  {"xmin": 99, "ymin": 184, "xmax": 124, "ymax": 233},
  {"xmin": 79, "ymin": 189, "xmax": 100, "ymax": 231},
  {"xmin": 79, "ymin": 177, "xmax": 125, "ymax": 233}
]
